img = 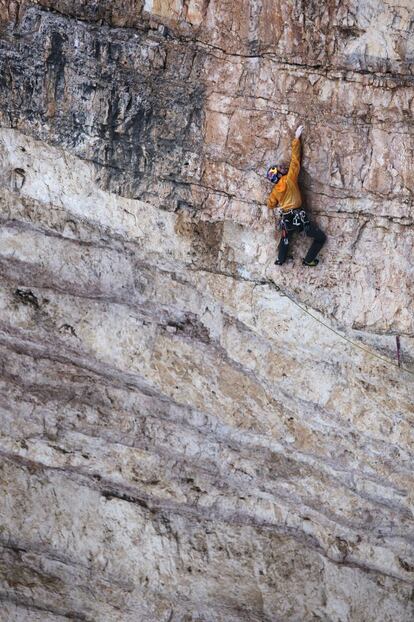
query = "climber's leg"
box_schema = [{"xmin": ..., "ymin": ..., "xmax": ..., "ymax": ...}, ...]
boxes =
[
  {"xmin": 275, "ymin": 231, "xmax": 290, "ymax": 265},
  {"xmin": 303, "ymin": 222, "xmax": 326, "ymax": 264}
]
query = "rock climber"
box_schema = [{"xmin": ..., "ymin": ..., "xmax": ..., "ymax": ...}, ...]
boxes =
[{"xmin": 267, "ymin": 125, "xmax": 326, "ymax": 266}]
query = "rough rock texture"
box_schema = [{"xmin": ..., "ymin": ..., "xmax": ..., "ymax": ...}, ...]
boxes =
[{"xmin": 0, "ymin": 1, "xmax": 413, "ymax": 621}]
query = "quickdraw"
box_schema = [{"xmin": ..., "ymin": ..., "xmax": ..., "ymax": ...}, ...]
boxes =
[
  {"xmin": 396, "ymin": 335, "xmax": 401, "ymax": 367},
  {"xmin": 275, "ymin": 212, "xmax": 289, "ymax": 245},
  {"xmin": 301, "ymin": 210, "xmax": 310, "ymax": 231},
  {"xmin": 292, "ymin": 210, "xmax": 301, "ymax": 226},
  {"xmin": 281, "ymin": 220, "xmax": 289, "ymax": 245}
]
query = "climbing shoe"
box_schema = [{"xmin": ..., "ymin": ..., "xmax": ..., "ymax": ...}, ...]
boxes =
[
  {"xmin": 274, "ymin": 259, "xmax": 284, "ymax": 265},
  {"xmin": 302, "ymin": 258, "xmax": 319, "ymax": 267}
]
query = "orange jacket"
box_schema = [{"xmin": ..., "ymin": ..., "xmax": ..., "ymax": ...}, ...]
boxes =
[{"xmin": 267, "ymin": 138, "xmax": 302, "ymax": 212}]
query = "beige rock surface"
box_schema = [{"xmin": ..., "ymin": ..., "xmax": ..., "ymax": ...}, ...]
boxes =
[{"xmin": 0, "ymin": 1, "xmax": 413, "ymax": 621}]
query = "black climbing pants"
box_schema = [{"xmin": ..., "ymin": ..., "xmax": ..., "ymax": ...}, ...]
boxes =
[{"xmin": 277, "ymin": 209, "xmax": 326, "ymax": 264}]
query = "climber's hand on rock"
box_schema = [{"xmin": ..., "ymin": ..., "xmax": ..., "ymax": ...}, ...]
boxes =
[{"xmin": 295, "ymin": 125, "xmax": 304, "ymax": 139}]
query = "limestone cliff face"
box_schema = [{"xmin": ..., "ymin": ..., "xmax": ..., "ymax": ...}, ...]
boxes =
[{"xmin": 0, "ymin": 2, "xmax": 413, "ymax": 621}]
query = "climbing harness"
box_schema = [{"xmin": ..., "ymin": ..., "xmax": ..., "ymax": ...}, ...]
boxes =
[
  {"xmin": 276, "ymin": 207, "xmax": 310, "ymax": 240},
  {"xmin": 286, "ymin": 208, "xmax": 311, "ymax": 231}
]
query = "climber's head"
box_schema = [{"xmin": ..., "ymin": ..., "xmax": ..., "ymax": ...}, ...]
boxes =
[{"xmin": 266, "ymin": 164, "xmax": 288, "ymax": 184}]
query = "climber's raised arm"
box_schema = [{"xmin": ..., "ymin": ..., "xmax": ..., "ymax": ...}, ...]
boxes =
[{"xmin": 286, "ymin": 125, "xmax": 303, "ymax": 183}]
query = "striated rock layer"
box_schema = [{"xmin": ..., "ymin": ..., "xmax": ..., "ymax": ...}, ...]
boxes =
[{"xmin": 0, "ymin": 2, "xmax": 413, "ymax": 621}]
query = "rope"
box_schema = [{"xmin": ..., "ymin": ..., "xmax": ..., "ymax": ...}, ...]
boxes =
[{"xmin": 270, "ymin": 283, "xmax": 414, "ymax": 377}]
